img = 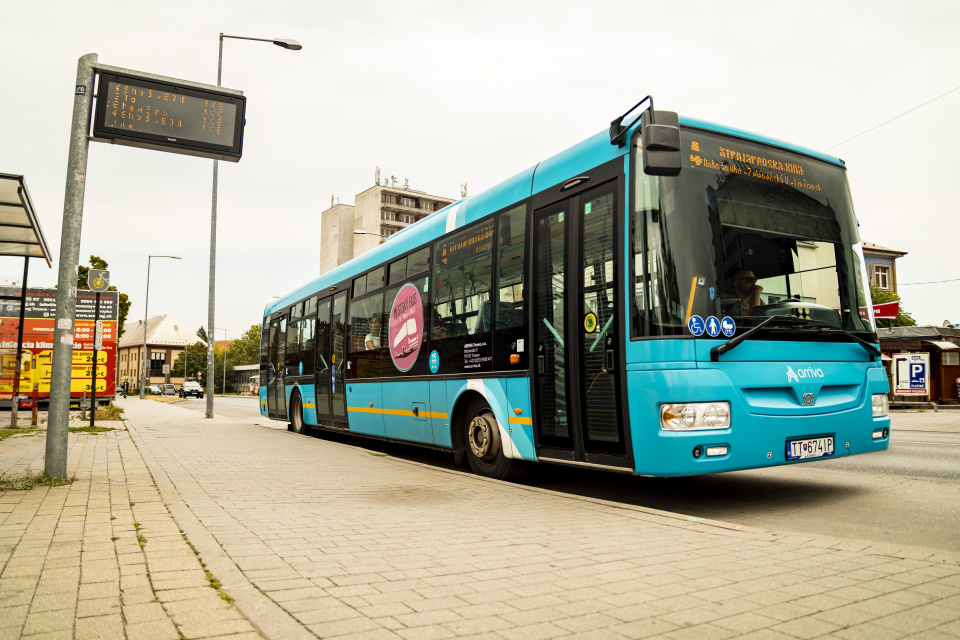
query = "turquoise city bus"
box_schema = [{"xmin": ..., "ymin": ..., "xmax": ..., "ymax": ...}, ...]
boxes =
[{"xmin": 260, "ymin": 98, "xmax": 890, "ymax": 480}]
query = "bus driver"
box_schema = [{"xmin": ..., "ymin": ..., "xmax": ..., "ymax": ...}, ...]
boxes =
[{"xmin": 727, "ymin": 270, "xmax": 764, "ymax": 317}]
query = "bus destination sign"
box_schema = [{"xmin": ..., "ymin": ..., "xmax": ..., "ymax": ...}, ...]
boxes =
[
  {"xmin": 687, "ymin": 138, "xmax": 822, "ymax": 194},
  {"xmin": 92, "ymin": 71, "xmax": 246, "ymax": 162}
]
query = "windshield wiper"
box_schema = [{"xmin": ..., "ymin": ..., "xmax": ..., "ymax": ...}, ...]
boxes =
[
  {"xmin": 813, "ymin": 327, "xmax": 881, "ymax": 360},
  {"xmin": 710, "ymin": 315, "xmax": 792, "ymax": 361},
  {"xmin": 710, "ymin": 315, "xmax": 880, "ymax": 361}
]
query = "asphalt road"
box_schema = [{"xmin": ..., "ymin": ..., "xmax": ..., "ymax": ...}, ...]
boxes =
[{"xmin": 175, "ymin": 397, "xmax": 960, "ymax": 552}]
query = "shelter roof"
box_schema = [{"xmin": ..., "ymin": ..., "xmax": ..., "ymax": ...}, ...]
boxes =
[{"xmin": 0, "ymin": 174, "xmax": 51, "ymax": 267}]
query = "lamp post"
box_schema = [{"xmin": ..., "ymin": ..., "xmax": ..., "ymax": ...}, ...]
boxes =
[
  {"xmin": 353, "ymin": 229, "xmax": 386, "ymax": 243},
  {"xmin": 140, "ymin": 255, "xmax": 181, "ymax": 400},
  {"xmin": 207, "ymin": 32, "xmax": 301, "ymax": 419},
  {"xmin": 215, "ymin": 327, "xmax": 227, "ymax": 396}
]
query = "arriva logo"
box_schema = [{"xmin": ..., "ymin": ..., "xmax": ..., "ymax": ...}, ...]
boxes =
[{"xmin": 786, "ymin": 365, "xmax": 824, "ymax": 383}]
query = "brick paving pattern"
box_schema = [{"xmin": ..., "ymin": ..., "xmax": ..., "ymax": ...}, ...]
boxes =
[
  {"xmin": 1, "ymin": 399, "xmax": 959, "ymax": 639},
  {"xmin": 0, "ymin": 421, "xmax": 258, "ymax": 640}
]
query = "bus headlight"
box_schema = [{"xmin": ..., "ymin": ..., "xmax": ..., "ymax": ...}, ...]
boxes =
[
  {"xmin": 872, "ymin": 394, "xmax": 889, "ymax": 417},
  {"xmin": 660, "ymin": 402, "xmax": 731, "ymax": 431}
]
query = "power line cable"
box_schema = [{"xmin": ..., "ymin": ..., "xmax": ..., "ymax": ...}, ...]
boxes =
[
  {"xmin": 899, "ymin": 277, "xmax": 960, "ymax": 286},
  {"xmin": 826, "ymin": 85, "xmax": 960, "ymax": 150}
]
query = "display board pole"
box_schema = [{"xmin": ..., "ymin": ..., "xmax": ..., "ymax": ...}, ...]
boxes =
[{"xmin": 46, "ymin": 53, "xmax": 97, "ymax": 479}]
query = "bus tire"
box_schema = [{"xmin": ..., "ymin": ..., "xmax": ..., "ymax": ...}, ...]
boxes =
[
  {"xmin": 464, "ymin": 399, "xmax": 525, "ymax": 481},
  {"xmin": 289, "ymin": 391, "xmax": 307, "ymax": 435}
]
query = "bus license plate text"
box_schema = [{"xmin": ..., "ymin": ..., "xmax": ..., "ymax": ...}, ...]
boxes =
[{"xmin": 787, "ymin": 436, "xmax": 835, "ymax": 460}]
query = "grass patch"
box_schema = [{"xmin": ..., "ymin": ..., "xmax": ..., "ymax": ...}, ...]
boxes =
[
  {"xmin": 368, "ymin": 452, "xmax": 388, "ymax": 457},
  {"xmin": 0, "ymin": 428, "xmax": 40, "ymax": 442},
  {"xmin": 137, "ymin": 533, "xmax": 147, "ymax": 548},
  {"xmin": 96, "ymin": 405, "xmax": 125, "ymax": 420},
  {"xmin": 69, "ymin": 426, "xmax": 116, "ymax": 435},
  {"xmin": 1, "ymin": 471, "xmax": 74, "ymax": 491},
  {"xmin": 205, "ymin": 571, "xmax": 222, "ymax": 590}
]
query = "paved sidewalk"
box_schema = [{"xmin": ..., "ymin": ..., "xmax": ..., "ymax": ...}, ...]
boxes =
[
  {"xmin": 0, "ymin": 417, "xmax": 259, "ymax": 639},
  {"xmin": 2, "ymin": 400, "xmax": 960, "ymax": 639}
]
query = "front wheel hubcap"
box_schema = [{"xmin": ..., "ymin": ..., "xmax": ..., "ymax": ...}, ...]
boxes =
[{"xmin": 468, "ymin": 414, "xmax": 497, "ymax": 460}]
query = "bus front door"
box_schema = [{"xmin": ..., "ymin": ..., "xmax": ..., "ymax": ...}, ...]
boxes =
[
  {"xmin": 314, "ymin": 293, "xmax": 348, "ymax": 428},
  {"xmin": 533, "ymin": 180, "xmax": 629, "ymax": 469}
]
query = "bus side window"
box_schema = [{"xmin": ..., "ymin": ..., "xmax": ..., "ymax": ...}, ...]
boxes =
[
  {"xmin": 432, "ymin": 219, "xmax": 495, "ymax": 374},
  {"xmin": 493, "ymin": 204, "xmax": 528, "ymax": 369},
  {"xmin": 495, "ymin": 204, "xmax": 526, "ymax": 330},
  {"xmin": 348, "ymin": 291, "xmax": 384, "ymax": 379},
  {"xmin": 285, "ymin": 318, "xmax": 301, "ymax": 376}
]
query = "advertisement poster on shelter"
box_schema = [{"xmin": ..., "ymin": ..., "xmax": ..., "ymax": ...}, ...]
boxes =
[{"xmin": 0, "ymin": 288, "xmax": 119, "ymax": 399}]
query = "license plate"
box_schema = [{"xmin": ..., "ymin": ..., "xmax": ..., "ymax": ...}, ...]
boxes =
[{"xmin": 786, "ymin": 436, "xmax": 835, "ymax": 460}]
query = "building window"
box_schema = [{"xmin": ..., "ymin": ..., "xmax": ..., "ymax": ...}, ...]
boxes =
[
  {"xmin": 944, "ymin": 352, "xmax": 959, "ymax": 366},
  {"xmin": 874, "ymin": 265, "xmax": 890, "ymax": 290},
  {"xmin": 149, "ymin": 352, "xmax": 166, "ymax": 377}
]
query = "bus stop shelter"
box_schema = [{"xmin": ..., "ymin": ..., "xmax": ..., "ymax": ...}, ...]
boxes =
[{"xmin": 0, "ymin": 173, "xmax": 52, "ymax": 423}]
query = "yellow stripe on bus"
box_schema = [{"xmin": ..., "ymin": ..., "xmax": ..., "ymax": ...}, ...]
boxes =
[
  {"xmin": 508, "ymin": 416, "xmax": 533, "ymax": 425},
  {"xmin": 347, "ymin": 406, "xmax": 448, "ymax": 419}
]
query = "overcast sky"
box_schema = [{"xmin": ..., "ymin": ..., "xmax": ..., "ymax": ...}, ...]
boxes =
[{"xmin": 2, "ymin": 0, "xmax": 958, "ymax": 340}]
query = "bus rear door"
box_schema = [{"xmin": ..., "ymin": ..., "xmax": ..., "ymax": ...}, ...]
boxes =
[{"xmin": 267, "ymin": 316, "xmax": 286, "ymax": 420}]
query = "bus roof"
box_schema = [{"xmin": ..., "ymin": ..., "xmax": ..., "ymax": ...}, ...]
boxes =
[{"xmin": 265, "ymin": 115, "xmax": 845, "ymax": 317}]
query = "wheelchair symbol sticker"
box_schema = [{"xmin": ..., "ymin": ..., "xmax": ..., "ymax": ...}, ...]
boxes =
[{"xmin": 688, "ymin": 315, "xmax": 705, "ymax": 336}]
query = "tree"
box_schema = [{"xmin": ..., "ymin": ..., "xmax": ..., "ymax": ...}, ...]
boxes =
[
  {"xmin": 228, "ymin": 324, "xmax": 262, "ymax": 366},
  {"xmin": 213, "ymin": 343, "xmax": 236, "ymax": 395},
  {"xmin": 871, "ymin": 285, "xmax": 917, "ymax": 327},
  {"xmin": 196, "ymin": 326, "xmax": 209, "ymax": 343},
  {"xmin": 77, "ymin": 255, "xmax": 131, "ymax": 338},
  {"xmin": 172, "ymin": 342, "xmax": 208, "ymax": 384}
]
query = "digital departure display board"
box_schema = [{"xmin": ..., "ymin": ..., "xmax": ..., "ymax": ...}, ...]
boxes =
[{"xmin": 92, "ymin": 72, "xmax": 246, "ymax": 162}]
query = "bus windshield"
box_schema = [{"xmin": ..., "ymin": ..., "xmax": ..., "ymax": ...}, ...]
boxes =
[{"xmin": 633, "ymin": 127, "xmax": 875, "ymax": 339}]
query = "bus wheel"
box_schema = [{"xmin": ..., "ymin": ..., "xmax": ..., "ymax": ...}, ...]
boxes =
[
  {"xmin": 464, "ymin": 399, "xmax": 525, "ymax": 481},
  {"xmin": 289, "ymin": 392, "xmax": 306, "ymax": 434}
]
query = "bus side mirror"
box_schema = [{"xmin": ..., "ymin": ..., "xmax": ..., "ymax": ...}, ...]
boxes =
[{"xmin": 641, "ymin": 109, "xmax": 682, "ymax": 177}]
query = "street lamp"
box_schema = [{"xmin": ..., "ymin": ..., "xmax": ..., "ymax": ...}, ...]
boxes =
[
  {"xmin": 140, "ymin": 255, "xmax": 180, "ymax": 400},
  {"xmin": 215, "ymin": 327, "xmax": 227, "ymax": 396},
  {"xmin": 353, "ymin": 229, "xmax": 386, "ymax": 243},
  {"xmin": 207, "ymin": 32, "xmax": 301, "ymax": 419}
]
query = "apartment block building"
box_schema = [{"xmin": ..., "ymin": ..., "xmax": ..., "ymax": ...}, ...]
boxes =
[{"xmin": 319, "ymin": 180, "xmax": 457, "ymax": 275}]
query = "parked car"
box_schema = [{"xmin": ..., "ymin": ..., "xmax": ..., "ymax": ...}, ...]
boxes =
[
  {"xmin": 147, "ymin": 384, "xmax": 162, "ymax": 395},
  {"xmin": 179, "ymin": 381, "xmax": 204, "ymax": 399},
  {"xmin": 162, "ymin": 383, "xmax": 177, "ymax": 396}
]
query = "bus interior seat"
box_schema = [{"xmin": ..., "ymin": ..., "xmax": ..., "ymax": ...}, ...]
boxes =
[
  {"xmin": 444, "ymin": 319, "xmax": 467, "ymax": 337},
  {"xmin": 477, "ymin": 300, "xmax": 522, "ymax": 333}
]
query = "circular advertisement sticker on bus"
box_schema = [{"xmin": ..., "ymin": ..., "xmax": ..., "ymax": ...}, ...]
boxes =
[{"xmin": 388, "ymin": 283, "xmax": 424, "ymax": 372}]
